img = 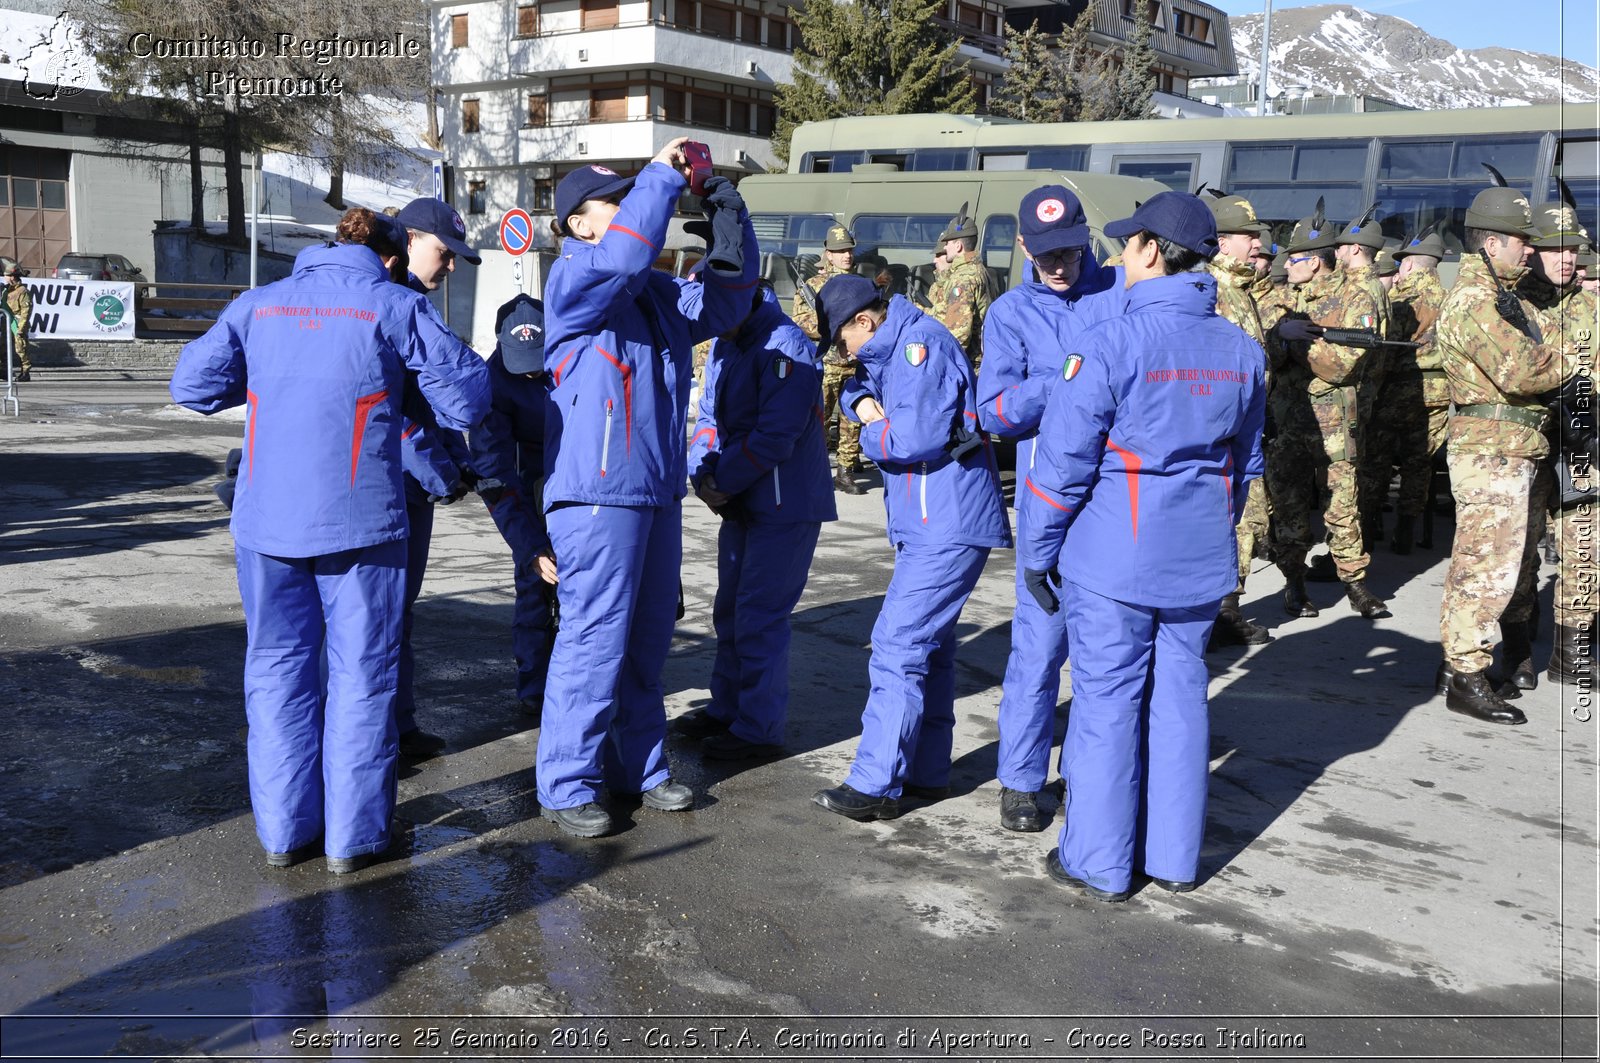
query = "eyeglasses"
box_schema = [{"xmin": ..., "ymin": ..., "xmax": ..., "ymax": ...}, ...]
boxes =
[
  {"xmin": 1034, "ymin": 248, "xmax": 1083, "ymax": 268},
  {"xmin": 1287, "ymin": 255, "xmax": 1317, "ymax": 265}
]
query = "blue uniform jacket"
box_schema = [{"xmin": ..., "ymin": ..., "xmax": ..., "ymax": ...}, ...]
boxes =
[
  {"xmin": 468, "ymin": 350, "xmax": 550, "ymax": 560},
  {"xmin": 1017, "ymin": 272, "xmax": 1266, "ymax": 608},
  {"xmin": 170, "ymin": 243, "xmax": 491, "ymax": 557},
  {"xmin": 687, "ymin": 288, "xmax": 838, "ymax": 525},
  {"xmin": 841, "ymin": 296, "xmax": 1012, "ymax": 550},
  {"xmin": 976, "ymin": 263, "xmax": 1126, "ymax": 464},
  {"xmin": 542, "ymin": 162, "xmax": 759, "ymax": 509},
  {"xmin": 398, "ymin": 273, "xmax": 475, "ymax": 504}
]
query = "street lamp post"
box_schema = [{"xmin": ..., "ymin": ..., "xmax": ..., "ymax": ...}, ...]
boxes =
[{"xmin": 1257, "ymin": 0, "xmax": 1273, "ymax": 116}]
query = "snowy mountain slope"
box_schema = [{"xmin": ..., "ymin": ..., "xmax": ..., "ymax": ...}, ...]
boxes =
[{"xmin": 1204, "ymin": 3, "xmax": 1598, "ymax": 108}]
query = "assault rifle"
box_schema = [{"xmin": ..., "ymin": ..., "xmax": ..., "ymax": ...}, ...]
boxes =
[{"xmin": 1307, "ymin": 326, "xmax": 1420, "ymax": 350}]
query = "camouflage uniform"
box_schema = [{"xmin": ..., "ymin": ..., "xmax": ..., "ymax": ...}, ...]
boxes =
[
  {"xmin": 1364, "ymin": 265, "xmax": 1450, "ymax": 521},
  {"xmin": 1521, "ymin": 272, "xmax": 1598, "ymax": 630},
  {"xmin": 930, "ymin": 251, "xmax": 992, "ymax": 372},
  {"xmin": 1338, "ymin": 261, "xmax": 1392, "ymax": 530},
  {"xmin": 793, "ymin": 262, "xmax": 862, "ymax": 471},
  {"xmin": 1266, "ymin": 269, "xmax": 1380, "ymax": 584},
  {"xmin": 1210, "ymin": 251, "xmax": 1272, "ymax": 589},
  {"xmin": 4, "ymin": 278, "xmax": 31, "ymax": 376},
  {"xmin": 1437, "ymin": 256, "xmax": 1573, "ymax": 674}
]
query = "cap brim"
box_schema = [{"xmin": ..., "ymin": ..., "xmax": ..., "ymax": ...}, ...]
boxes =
[
  {"xmin": 1023, "ymin": 225, "xmax": 1090, "ymax": 255},
  {"xmin": 501, "ymin": 345, "xmax": 544, "ymax": 374},
  {"xmin": 1103, "ymin": 217, "xmax": 1141, "ymax": 240},
  {"xmin": 440, "ymin": 234, "xmax": 483, "ymax": 266}
]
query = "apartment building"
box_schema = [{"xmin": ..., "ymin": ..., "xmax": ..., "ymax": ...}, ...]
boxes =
[{"xmin": 432, "ymin": 0, "xmax": 1236, "ymax": 247}]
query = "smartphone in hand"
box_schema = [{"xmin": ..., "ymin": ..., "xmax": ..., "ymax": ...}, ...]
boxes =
[{"xmin": 683, "ymin": 141, "xmax": 714, "ymax": 196}]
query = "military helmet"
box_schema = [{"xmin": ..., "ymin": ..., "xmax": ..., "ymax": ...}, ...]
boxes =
[
  {"xmin": 1334, "ymin": 203, "xmax": 1386, "ymax": 251},
  {"xmin": 1285, "ymin": 213, "xmax": 1337, "ymax": 253},
  {"xmin": 1528, "ymin": 203, "xmax": 1592, "ymax": 249},
  {"xmin": 1394, "ymin": 227, "xmax": 1448, "ymax": 261},
  {"xmin": 938, "ymin": 201, "xmax": 978, "ymax": 242},
  {"xmin": 824, "ymin": 224, "xmax": 856, "ymax": 252},
  {"xmin": 1206, "ymin": 194, "xmax": 1262, "ymax": 236},
  {"xmin": 1465, "ymin": 186, "xmax": 1538, "ymax": 239},
  {"xmin": 1270, "ymin": 250, "xmax": 1289, "ymax": 283}
]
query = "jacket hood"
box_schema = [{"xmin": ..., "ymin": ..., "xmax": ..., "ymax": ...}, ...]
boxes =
[
  {"xmin": 853, "ymin": 295, "xmax": 922, "ymax": 368},
  {"xmin": 293, "ymin": 242, "xmax": 391, "ymax": 281},
  {"xmin": 735, "ymin": 290, "xmax": 788, "ymax": 346},
  {"xmin": 1126, "ymin": 271, "xmax": 1219, "ymax": 316}
]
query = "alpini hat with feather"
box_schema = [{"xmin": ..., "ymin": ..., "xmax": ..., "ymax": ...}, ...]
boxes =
[
  {"xmin": 1335, "ymin": 202, "xmax": 1386, "ymax": 251},
  {"xmin": 1394, "ymin": 224, "xmax": 1448, "ymax": 261},
  {"xmin": 938, "ymin": 201, "xmax": 978, "ymax": 242},
  {"xmin": 1285, "ymin": 197, "xmax": 1338, "ymax": 253},
  {"xmin": 1465, "ymin": 163, "xmax": 1538, "ymax": 239}
]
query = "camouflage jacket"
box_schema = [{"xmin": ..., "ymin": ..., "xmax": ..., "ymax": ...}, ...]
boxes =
[
  {"xmin": 1340, "ymin": 262, "xmax": 1391, "ymax": 393},
  {"xmin": 1387, "ymin": 266, "xmax": 1450, "ymax": 404},
  {"xmin": 930, "ymin": 253, "xmax": 992, "ymax": 370},
  {"xmin": 1209, "ymin": 254, "xmax": 1274, "ymax": 385},
  {"xmin": 1519, "ymin": 272, "xmax": 1597, "ymax": 355},
  {"xmin": 4, "ymin": 282, "xmax": 31, "ymax": 334},
  {"xmin": 1252, "ymin": 273, "xmax": 1291, "ymax": 333},
  {"xmin": 1438, "ymin": 257, "xmax": 1572, "ymax": 458},
  {"xmin": 1272, "ymin": 270, "xmax": 1379, "ymax": 394},
  {"xmin": 792, "ymin": 262, "xmax": 854, "ymax": 365}
]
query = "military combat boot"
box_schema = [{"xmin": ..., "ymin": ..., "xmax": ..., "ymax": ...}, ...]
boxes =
[
  {"xmin": 1344, "ymin": 580, "xmax": 1391, "ymax": 619},
  {"xmin": 1435, "ymin": 661, "xmax": 1520, "ymax": 700},
  {"xmin": 1282, "ymin": 571, "xmax": 1319, "ymax": 618},
  {"xmin": 1210, "ymin": 593, "xmax": 1273, "ymax": 647},
  {"xmin": 1304, "ymin": 553, "xmax": 1339, "ymax": 582},
  {"xmin": 1445, "ymin": 670, "xmax": 1528, "ymax": 726},
  {"xmin": 832, "ymin": 467, "xmax": 865, "ymax": 495},
  {"xmin": 1361, "ymin": 512, "xmax": 1385, "ymax": 552},
  {"xmin": 1546, "ymin": 624, "xmax": 1594, "ymax": 689},
  {"xmin": 1499, "ymin": 619, "xmax": 1538, "ymax": 690},
  {"xmin": 1390, "ymin": 516, "xmax": 1415, "ymax": 555}
]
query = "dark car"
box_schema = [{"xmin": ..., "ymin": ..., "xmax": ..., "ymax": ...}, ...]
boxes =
[{"xmin": 54, "ymin": 252, "xmax": 145, "ymax": 282}]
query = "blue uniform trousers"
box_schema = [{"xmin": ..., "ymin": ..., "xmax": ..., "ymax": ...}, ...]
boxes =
[
  {"xmin": 845, "ymin": 543, "xmax": 990, "ymax": 798},
  {"xmin": 538, "ymin": 501, "xmax": 679, "ymax": 810},
  {"xmin": 996, "ymin": 505, "xmax": 1070, "ymax": 792},
  {"xmin": 395, "ymin": 500, "xmax": 433, "ymax": 735},
  {"xmin": 235, "ymin": 539, "xmax": 405, "ymax": 859},
  {"xmin": 512, "ymin": 554, "xmax": 558, "ymax": 705},
  {"xmin": 708, "ymin": 518, "xmax": 822, "ymax": 745},
  {"xmin": 1056, "ymin": 580, "xmax": 1219, "ymax": 894}
]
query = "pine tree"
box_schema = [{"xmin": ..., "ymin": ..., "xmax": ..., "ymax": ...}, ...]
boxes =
[
  {"xmin": 1110, "ymin": 1, "xmax": 1158, "ymax": 120},
  {"xmin": 991, "ymin": 21, "xmax": 1063, "ymax": 123},
  {"xmin": 772, "ymin": 0, "xmax": 974, "ymax": 164}
]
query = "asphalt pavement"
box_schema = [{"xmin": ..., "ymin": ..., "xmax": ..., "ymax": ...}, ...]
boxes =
[{"xmin": 0, "ymin": 367, "xmax": 1594, "ymax": 1062}]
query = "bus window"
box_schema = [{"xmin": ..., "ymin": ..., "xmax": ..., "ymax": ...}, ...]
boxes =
[
  {"xmin": 1554, "ymin": 138, "xmax": 1600, "ymax": 238},
  {"xmin": 1380, "ymin": 140, "xmax": 1453, "ymax": 181},
  {"xmin": 751, "ymin": 212, "xmax": 844, "ymax": 301},
  {"xmin": 1226, "ymin": 139, "xmax": 1367, "ymax": 234},
  {"xmin": 981, "ymin": 215, "xmax": 1017, "ymax": 294},
  {"xmin": 1454, "ymin": 137, "xmax": 1540, "ymax": 180},
  {"xmin": 980, "ymin": 152, "xmax": 1027, "ymax": 171},
  {"xmin": 848, "ymin": 214, "xmax": 950, "ymax": 298},
  {"xmin": 910, "ymin": 149, "xmax": 975, "ymax": 172},
  {"xmin": 1114, "ymin": 156, "xmax": 1197, "ymax": 192},
  {"xmin": 1375, "ymin": 135, "xmax": 1544, "ymax": 253},
  {"xmin": 805, "ymin": 152, "xmax": 864, "ymax": 174},
  {"xmin": 1027, "ymin": 147, "xmax": 1090, "ymax": 171}
]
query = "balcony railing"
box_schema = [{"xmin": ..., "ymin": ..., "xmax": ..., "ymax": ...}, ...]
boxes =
[
  {"xmin": 932, "ymin": 18, "xmax": 1007, "ymax": 57},
  {"xmin": 511, "ymin": 16, "xmax": 796, "ymax": 55}
]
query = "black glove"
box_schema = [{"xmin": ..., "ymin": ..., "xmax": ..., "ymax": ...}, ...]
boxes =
[
  {"xmin": 699, "ymin": 176, "xmax": 746, "ymax": 276},
  {"xmin": 426, "ymin": 480, "xmax": 471, "ymax": 505},
  {"xmin": 947, "ymin": 425, "xmax": 981, "ymax": 462},
  {"xmin": 1023, "ymin": 567, "xmax": 1062, "ymax": 615},
  {"xmin": 473, "ymin": 475, "xmax": 507, "ymax": 505},
  {"xmin": 682, "ymin": 219, "xmax": 713, "ymax": 248}
]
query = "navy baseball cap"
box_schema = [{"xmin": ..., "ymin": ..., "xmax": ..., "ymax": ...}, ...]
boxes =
[
  {"xmin": 371, "ymin": 212, "xmax": 409, "ymax": 253},
  {"xmin": 554, "ymin": 165, "xmax": 636, "ymax": 237},
  {"xmin": 396, "ymin": 197, "xmax": 482, "ymax": 265},
  {"xmin": 495, "ymin": 294, "xmax": 546, "ymax": 375},
  {"xmin": 1104, "ymin": 191, "xmax": 1219, "ymax": 259},
  {"xmin": 815, "ymin": 274, "xmax": 881, "ymax": 344},
  {"xmin": 1019, "ymin": 185, "xmax": 1089, "ymax": 254}
]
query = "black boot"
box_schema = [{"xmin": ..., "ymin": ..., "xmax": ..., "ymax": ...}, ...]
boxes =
[
  {"xmin": 1304, "ymin": 553, "xmax": 1339, "ymax": 582},
  {"xmin": 1436, "ymin": 661, "xmax": 1521, "ymax": 699},
  {"xmin": 1547, "ymin": 624, "xmax": 1594, "ymax": 689},
  {"xmin": 1361, "ymin": 513, "xmax": 1385, "ymax": 551},
  {"xmin": 1209, "ymin": 593, "xmax": 1273, "ymax": 647},
  {"xmin": 832, "ymin": 468, "xmax": 865, "ymax": 495},
  {"xmin": 1390, "ymin": 516, "xmax": 1414, "ymax": 555},
  {"xmin": 1445, "ymin": 670, "xmax": 1528, "ymax": 725},
  {"xmin": 1344, "ymin": 580, "xmax": 1391, "ymax": 619},
  {"xmin": 1499, "ymin": 620, "xmax": 1537, "ymax": 691},
  {"xmin": 1282, "ymin": 572, "xmax": 1319, "ymax": 618}
]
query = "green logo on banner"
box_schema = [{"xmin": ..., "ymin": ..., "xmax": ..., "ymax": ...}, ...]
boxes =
[{"xmin": 93, "ymin": 294, "xmax": 125, "ymax": 328}]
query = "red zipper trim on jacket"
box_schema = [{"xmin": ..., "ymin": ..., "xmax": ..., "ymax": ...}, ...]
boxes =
[
  {"xmin": 609, "ymin": 224, "xmax": 654, "ymax": 249},
  {"xmin": 593, "ymin": 345, "xmax": 633, "ymax": 455},
  {"xmin": 1106, "ymin": 439, "xmax": 1142, "ymax": 540},
  {"xmin": 245, "ymin": 390, "xmax": 259, "ymax": 481},
  {"xmin": 552, "ymin": 346, "xmax": 578, "ymax": 386},
  {"xmin": 350, "ymin": 388, "xmax": 390, "ymax": 487},
  {"xmin": 995, "ymin": 389, "xmax": 1012, "ymax": 428}
]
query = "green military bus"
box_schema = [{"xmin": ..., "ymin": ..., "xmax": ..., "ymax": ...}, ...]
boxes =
[{"xmin": 781, "ymin": 104, "xmax": 1599, "ymax": 255}]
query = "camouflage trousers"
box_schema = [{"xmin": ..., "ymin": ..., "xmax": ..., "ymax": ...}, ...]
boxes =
[
  {"xmin": 1506, "ymin": 464, "xmax": 1554, "ymax": 627},
  {"xmin": 1266, "ymin": 429, "xmax": 1369, "ymax": 582},
  {"xmin": 1359, "ymin": 377, "xmax": 1449, "ymax": 519},
  {"xmin": 10, "ymin": 330, "xmax": 28, "ymax": 373},
  {"xmin": 1233, "ymin": 477, "xmax": 1269, "ymax": 592},
  {"xmin": 821, "ymin": 363, "xmax": 862, "ymax": 471},
  {"xmin": 1440, "ymin": 451, "xmax": 1544, "ymax": 673},
  {"xmin": 1555, "ymin": 497, "xmax": 1600, "ymax": 628}
]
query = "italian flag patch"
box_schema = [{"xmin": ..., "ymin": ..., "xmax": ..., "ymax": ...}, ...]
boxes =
[
  {"xmin": 905, "ymin": 343, "xmax": 928, "ymax": 367},
  {"xmin": 773, "ymin": 356, "xmax": 792, "ymax": 380},
  {"xmin": 1062, "ymin": 354, "xmax": 1083, "ymax": 381}
]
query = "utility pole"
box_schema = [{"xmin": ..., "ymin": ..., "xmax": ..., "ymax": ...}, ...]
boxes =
[{"xmin": 1257, "ymin": 0, "xmax": 1273, "ymax": 116}]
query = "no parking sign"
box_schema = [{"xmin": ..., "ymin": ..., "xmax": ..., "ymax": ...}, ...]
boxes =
[{"xmin": 498, "ymin": 208, "xmax": 535, "ymax": 257}]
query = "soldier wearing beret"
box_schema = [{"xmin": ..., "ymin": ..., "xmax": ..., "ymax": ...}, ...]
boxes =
[{"xmin": 1436, "ymin": 186, "xmax": 1577, "ymax": 725}]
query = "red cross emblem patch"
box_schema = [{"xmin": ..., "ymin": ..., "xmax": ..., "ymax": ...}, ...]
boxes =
[{"xmin": 1036, "ymin": 198, "xmax": 1066, "ymax": 223}]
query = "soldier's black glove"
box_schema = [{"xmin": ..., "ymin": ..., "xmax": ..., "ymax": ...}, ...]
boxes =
[{"xmin": 1023, "ymin": 567, "xmax": 1062, "ymax": 615}]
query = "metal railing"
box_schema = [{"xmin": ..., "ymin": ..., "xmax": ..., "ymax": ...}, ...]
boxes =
[{"xmin": 135, "ymin": 281, "xmax": 247, "ymax": 337}]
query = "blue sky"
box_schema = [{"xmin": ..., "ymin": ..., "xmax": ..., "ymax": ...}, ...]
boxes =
[{"xmin": 1212, "ymin": 0, "xmax": 1599, "ymax": 69}]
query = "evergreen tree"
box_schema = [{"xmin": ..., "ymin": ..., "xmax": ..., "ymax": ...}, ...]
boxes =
[
  {"xmin": 772, "ymin": 0, "xmax": 974, "ymax": 164},
  {"xmin": 1110, "ymin": 2, "xmax": 1158, "ymax": 120},
  {"xmin": 991, "ymin": 21, "xmax": 1063, "ymax": 123}
]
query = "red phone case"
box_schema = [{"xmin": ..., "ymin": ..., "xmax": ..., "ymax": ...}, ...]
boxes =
[{"xmin": 684, "ymin": 141, "xmax": 714, "ymax": 196}]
